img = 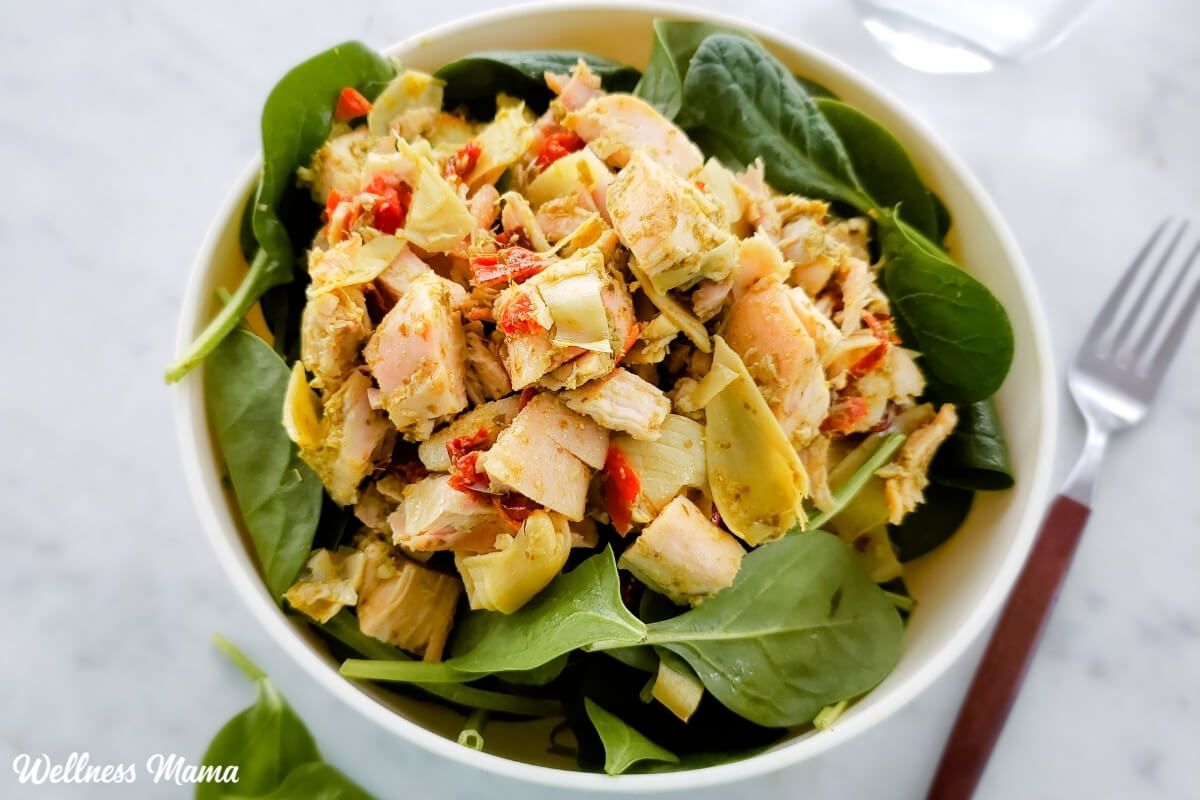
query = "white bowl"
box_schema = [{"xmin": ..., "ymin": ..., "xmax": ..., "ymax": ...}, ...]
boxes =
[{"xmin": 174, "ymin": 1, "xmax": 1057, "ymax": 791}]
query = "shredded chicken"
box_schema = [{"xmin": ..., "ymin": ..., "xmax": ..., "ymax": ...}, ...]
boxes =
[
  {"xmin": 565, "ymin": 94, "xmax": 703, "ymax": 177},
  {"xmin": 877, "ymin": 404, "xmax": 959, "ymax": 524}
]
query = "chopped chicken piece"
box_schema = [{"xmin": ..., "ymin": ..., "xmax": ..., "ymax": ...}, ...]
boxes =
[
  {"xmin": 889, "ymin": 347, "xmax": 926, "ymax": 405},
  {"xmin": 535, "ymin": 194, "xmax": 597, "ymax": 242},
  {"xmin": 722, "ymin": 274, "xmax": 829, "ymax": 447},
  {"xmin": 354, "ymin": 535, "xmax": 461, "ymax": 661},
  {"xmin": 799, "ymin": 436, "xmax": 835, "ymax": 512},
  {"xmin": 299, "ymin": 288, "xmax": 371, "ymax": 391},
  {"xmin": 477, "ymin": 401, "xmax": 593, "ymax": 520},
  {"xmin": 468, "ymin": 183, "xmax": 501, "ymax": 231},
  {"xmin": 735, "ymin": 159, "xmax": 780, "ymax": 238},
  {"xmin": 607, "ymin": 151, "xmax": 736, "ymax": 293},
  {"xmin": 565, "ymin": 94, "xmax": 703, "ymax": 177},
  {"xmin": 877, "ymin": 404, "xmax": 959, "ymax": 524},
  {"xmin": 372, "ymin": 245, "xmax": 435, "ymax": 307},
  {"xmin": 519, "ymin": 392, "xmax": 610, "ymax": 469},
  {"xmin": 691, "ymin": 278, "xmax": 733, "ymax": 322},
  {"xmin": 364, "ymin": 272, "xmax": 469, "ymax": 439},
  {"xmin": 389, "ymin": 474, "xmax": 508, "ymax": 552},
  {"xmin": 417, "ymin": 395, "xmax": 522, "ymax": 472},
  {"xmin": 730, "ymin": 232, "xmax": 790, "ymax": 300},
  {"xmin": 498, "ymin": 322, "xmax": 579, "ymax": 390},
  {"xmin": 355, "ymin": 481, "xmax": 398, "ymax": 534},
  {"xmin": 829, "ymin": 216, "xmax": 871, "ymax": 262},
  {"xmin": 539, "ymin": 349, "xmax": 613, "ymax": 391},
  {"xmin": 284, "ymin": 547, "xmax": 367, "ymax": 624},
  {"xmin": 787, "ymin": 286, "xmax": 841, "ymax": 360},
  {"xmin": 558, "ymin": 367, "xmax": 671, "ymax": 441},
  {"xmin": 463, "ymin": 321, "xmax": 512, "ymax": 404},
  {"xmin": 300, "ymin": 370, "xmax": 394, "ymax": 506},
  {"xmin": 626, "ymin": 314, "xmax": 679, "ymax": 365},
  {"xmin": 617, "ymin": 496, "xmax": 744, "ymax": 606},
  {"xmin": 299, "ymin": 127, "xmax": 371, "ymax": 203},
  {"xmin": 546, "ymin": 61, "xmax": 605, "ymax": 112},
  {"xmin": 836, "ymin": 255, "xmax": 876, "ymax": 335}
]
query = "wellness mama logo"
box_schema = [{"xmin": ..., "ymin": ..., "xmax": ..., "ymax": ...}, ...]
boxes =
[{"xmin": 12, "ymin": 753, "xmax": 238, "ymax": 787}]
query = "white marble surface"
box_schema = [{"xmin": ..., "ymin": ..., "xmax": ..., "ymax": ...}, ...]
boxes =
[{"xmin": 2, "ymin": 0, "xmax": 1198, "ymax": 798}]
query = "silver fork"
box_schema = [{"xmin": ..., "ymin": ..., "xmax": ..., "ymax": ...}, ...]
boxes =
[{"xmin": 926, "ymin": 219, "xmax": 1200, "ymax": 800}]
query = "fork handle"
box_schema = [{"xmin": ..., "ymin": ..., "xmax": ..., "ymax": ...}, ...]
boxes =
[{"xmin": 925, "ymin": 494, "xmax": 1091, "ymax": 800}]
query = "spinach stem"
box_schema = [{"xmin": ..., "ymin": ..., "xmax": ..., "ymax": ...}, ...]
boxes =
[
  {"xmin": 165, "ymin": 249, "xmax": 271, "ymax": 383},
  {"xmin": 806, "ymin": 433, "xmax": 906, "ymax": 531},
  {"xmin": 882, "ymin": 590, "xmax": 915, "ymax": 612},
  {"xmin": 340, "ymin": 658, "xmax": 470, "ymax": 684},
  {"xmin": 212, "ymin": 632, "xmax": 267, "ymax": 683},
  {"xmin": 813, "ymin": 700, "xmax": 848, "ymax": 730},
  {"xmin": 457, "ymin": 709, "xmax": 489, "ymax": 751}
]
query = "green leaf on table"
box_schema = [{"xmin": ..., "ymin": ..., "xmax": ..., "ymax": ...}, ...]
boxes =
[
  {"xmin": 930, "ymin": 397, "xmax": 1016, "ymax": 490},
  {"xmin": 340, "ymin": 549, "xmax": 646, "ymax": 682},
  {"xmin": 244, "ymin": 762, "xmax": 373, "ymax": 800},
  {"xmin": 644, "ymin": 532, "xmax": 903, "ymax": 727},
  {"xmin": 888, "ymin": 482, "xmax": 975, "ymax": 562},
  {"xmin": 584, "ymin": 698, "xmax": 679, "ymax": 775},
  {"xmin": 166, "ymin": 41, "xmax": 394, "ymax": 381},
  {"xmin": 680, "ymin": 34, "xmax": 869, "ymax": 209},
  {"xmin": 205, "ymin": 329, "xmax": 322, "ymax": 598},
  {"xmin": 878, "ymin": 215, "xmax": 1015, "ymax": 402},
  {"xmin": 814, "ymin": 97, "xmax": 939, "ymax": 240},
  {"xmin": 436, "ymin": 51, "xmax": 640, "ymax": 119},
  {"xmin": 197, "ymin": 634, "xmax": 373, "ymax": 800}
]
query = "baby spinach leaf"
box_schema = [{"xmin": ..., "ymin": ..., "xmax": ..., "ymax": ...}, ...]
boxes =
[
  {"xmin": 205, "ymin": 329, "xmax": 322, "ymax": 599},
  {"xmin": 319, "ymin": 611, "xmax": 561, "ymax": 716},
  {"xmin": 198, "ymin": 635, "xmax": 324, "ymax": 800},
  {"xmin": 644, "ymin": 532, "xmax": 903, "ymax": 727},
  {"xmin": 878, "ymin": 216, "xmax": 1015, "ymax": 402},
  {"xmin": 680, "ymin": 35, "xmax": 868, "ymax": 209},
  {"xmin": 930, "ymin": 397, "xmax": 1015, "ymax": 490},
  {"xmin": 930, "ymin": 189, "xmax": 953, "ymax": 245},
  {"xmin": 888, "ymin": 483, "xmax": 975, "ymax": 562},
  {"xmin": 436, "ymin": 51, "xmax": 640, "ymax": 119},
  {"xmin": 166, "ymin": 42, "xmax": 394, "ymax": 382},
  {"xmin": 814, "ymin": 97, "xmax": 938, "ymax": 240},
  {"xmin": 584, "ymin": 699, "xmax": 679, "ymax": 775},
  {"xmin": 635, "ymin": 20, "xmax": 751, "ymax": 124},
  {"xmin": 341, "ymin": 549, "xmax": 647, "ymax": 682},
  {"xmin": 245, "ymin": 762, "xmax": 373, "ymax": 800}
]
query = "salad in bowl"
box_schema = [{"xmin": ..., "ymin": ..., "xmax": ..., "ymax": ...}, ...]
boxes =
[{"xmin": 171, "ymin": 18, "xmax": 1019, "ymax": 776}]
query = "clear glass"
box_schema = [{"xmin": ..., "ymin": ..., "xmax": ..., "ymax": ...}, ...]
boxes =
[{"xmin": 851, "ymin": 0, "xmax": 1098, "ymax": 73}]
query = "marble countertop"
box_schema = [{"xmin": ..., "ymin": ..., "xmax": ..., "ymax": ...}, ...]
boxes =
[{"xmin": 2, "ymin": 0, "xmax": 1197, "ymax": 797}]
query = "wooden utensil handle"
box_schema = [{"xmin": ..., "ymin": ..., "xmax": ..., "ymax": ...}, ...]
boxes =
[{"xmin": 925, "ymin": 494, "xmax": 1091, "ymax": 800}]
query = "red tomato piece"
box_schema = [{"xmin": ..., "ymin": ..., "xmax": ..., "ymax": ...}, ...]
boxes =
[
  {"xmin": 493, "ymin": 493, "xmax": 540, "ymax": 530},
  {"xmin": 334, "ymin": 87, "xmax": 372, "ymax": 121},
  {"xmin": 497, "ymin": 293, "xmax": 546, "ymax": 335},
  {"xmin": 470, "ymin": 247, "xmax": 549, "ymax": 288},
  {"xmin": 446, "ymin": 427, "xmax": 489, "ymax": 464},
  {"xmin": 821, "ymin": 397, "xmax": 871, "ymax": 434},
  {"xmin": 602, "ymin": 446, "xmax": 640, "ymax": 535},
  {"xmin": 535, "ymin": 132, "xmax": 585, "ymax": 169}
]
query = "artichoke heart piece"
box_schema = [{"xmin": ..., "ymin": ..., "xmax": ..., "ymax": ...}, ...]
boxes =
[
  {"xmin": 705, "ymin": 336, "xmax": 809, "ymax": 545},
  {"xmin": 356, "ymin": 536, "xmax": 461, "ymax": 662},
  {"xmin": 367, "ymin": 69, "xmax": 444, "ymax": 137},
  {"xmin": 284, "ymin": 547, "xmax": 367, "ymax": 624},
  {"xmin": 307, "ymin": 235, "xmax": 407, "ymax": 296},
  {"xmin": 465, "ymin": 97, "xmax": 534, "ymax": 189},
  {"xmin": 283, "ymin": 362, "xmax": 322, "ymax": 451},
  {"xmin": 455, "ymin": 510, "xmax": 573, "ymax": 614},
  {"xmin": 627, "ymin": 258, "xmax": 710, "ymax": 353},
  {"xmin": 653, "ymin": 651, "xmax": 705, "ymax": 722},
  {"xmin": 417, "ymin": 395, "xmax": 523, "ymax": 473},
  {"xmin": 613, "ymin": 414, "xmax": 706, "ymax": 524},
  {"xmin": 525, "ymin": 148, "xmax": 612, "ymax": 209},
  {"xmin": 531, "ymin": 247, "xmax": 612, "ymax": 353},
  {"xmin": 392, "ymin": 138, "xmax": 475, "ymax": 253}
]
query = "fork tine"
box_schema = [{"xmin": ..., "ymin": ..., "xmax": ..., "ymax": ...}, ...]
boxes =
[
  {"xmin": 1085, "ymin": 217, "xmax": 1171, "ymax": 351},
  {"xmin": 1141, "ymin": 241, "xmax": 1200, "ymax": 389},
  {"xmin": 1132, "ymin": 233, "xmax": 1199, "ymax": 362},
  {"xmin": 1110, "ymin": 220, "xmax": 1188, "ymax": 360}
]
